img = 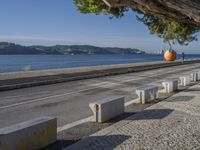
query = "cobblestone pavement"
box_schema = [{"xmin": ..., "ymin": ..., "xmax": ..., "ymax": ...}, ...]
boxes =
[{"xmin": 65, "ymin": 84, "xmax": 200, "ymax": 150}]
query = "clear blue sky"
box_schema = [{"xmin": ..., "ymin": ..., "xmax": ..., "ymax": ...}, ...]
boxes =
[{"xmin": 0, "ymin": 0, "xmax": 199, "ymax": 53}]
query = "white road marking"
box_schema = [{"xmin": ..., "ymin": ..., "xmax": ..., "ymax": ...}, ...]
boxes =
[
  {"xmin": 124, "ymin": 99, "xmax": 139, "ymax": 106},
  {"xmin": 57, "ymin": 116, "xmax": 94, "ymax": 132},
  {"xmin": 57, "ymin": 89, "xmax": 164, "ymax": 132},
  {"xmin": 1, "ymin": 63, "xmax": 196, "ymax": 100},
  {"xmin": 57, "ymin": 98, "xmax": 138, "ymax": 132},
  {"xmin": 0, "ymin": 77, "xmax": 143, "ymax": 109},
  {"xmin": 0, "ymin": 65, "xmax": 198, "ymax": 109},
  {"xmin": 0, "ymin": 75, "xmax": 158, "ymax": 109}
]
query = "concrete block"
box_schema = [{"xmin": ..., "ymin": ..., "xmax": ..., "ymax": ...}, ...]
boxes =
[
  {"xmin": 180, "ymin": 76, "xmax": 191, "ymax": 86},
  {"xmin": 89, "ymin": 96, "xmax": 124, "ymax": 123},
  {"xmin": 191, "ymin": 72, "xmax": 198, "ymax": 82},
  {"xmin": 0, "ymin": 116, "xmax": 57, "ymax": 150},
  {"xmin": 162, "ymin": 80, "xmax": 178, "ymax": 93},
  {"xmin": 197, "ymin": 71, "xmax": 200, "ymax": 80},
  {"xmin": 136, "ymin": 85, "xmax": 158, "ymax": 104}
]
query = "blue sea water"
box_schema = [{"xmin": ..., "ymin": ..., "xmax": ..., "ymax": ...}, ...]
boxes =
[{"xmin": 0, "ymin": 54, "xmax": 200, "ymax": 73}]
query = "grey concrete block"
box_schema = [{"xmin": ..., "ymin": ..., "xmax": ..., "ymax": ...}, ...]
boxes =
[
  {"xmin": 89, "ymin": 96, "xmax": 124, "ymax": 123},
  {"xmin": 0, "ymin": 116, "xmax": 57, "ymax": 150},
  {"xmin": 180, "ymin": 76, "xmax": 191, "ymax": 86},
  {"xmin": 136, "ymin": 85, "xmax": 158, "ymax": 104},
  {"xmin": 197, "ymin": 71, "xmax": 200, "ymax": 80},
  {"xmin": 191, "ymin": 72, "xmax": 198, "ymax": 82},
  {"xmin": 162, "ymin": 80, "xmax": 178, "ymax": 93}
]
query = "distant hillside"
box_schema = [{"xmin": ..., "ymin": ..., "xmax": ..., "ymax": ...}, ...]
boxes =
[{"xmin": 0, "ymin": 42, "xmax": 146, "ymax": 55}]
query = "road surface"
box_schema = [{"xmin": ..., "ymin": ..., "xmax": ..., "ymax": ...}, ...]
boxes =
[{"xmin": 0, "ymin": 63, "xmax": 200, "ymax": 129}]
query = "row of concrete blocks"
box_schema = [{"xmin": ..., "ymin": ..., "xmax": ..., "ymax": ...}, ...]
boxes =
[
  {"xmin": 89, "ymin": 71, "xmax": 200, "ymax": 123},
  {"xmin": 0, "ymin": 72, "xmax": 199, "ymax": 150}
]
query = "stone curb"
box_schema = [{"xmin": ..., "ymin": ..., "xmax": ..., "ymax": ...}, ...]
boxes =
[{"xmin": 0, "ymin": 59, "xmax": 199, "ymax": 91}]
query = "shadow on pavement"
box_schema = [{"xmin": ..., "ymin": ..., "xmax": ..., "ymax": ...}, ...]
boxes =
[
  {"xmin": 125, "ymin": 109, "xmax": 174, "ymax": 120},
  {"xmin": 42, "ymin": 135, "xmax": 130, "ymax": 150},
  {"xmin": 43, "ymin": 106, "xmax": 173, "ymax": 149},
  {"xmin": 165, "ymin": 96, "xmax": 195, "ymax": 102},
  {"xmin": 41, "ymin": 140, "xmax": 78, "ymax": 150},
  {"xmin": 64, "ymin": 135, "xmax": 131, "ymax": 150},
  {"xmin": 42, "ymin": 104, "xmax": 151, "ymax": 150},
  {"xmin": 183, "ymin": 88, "xmax": 200, "ymax": 92}
]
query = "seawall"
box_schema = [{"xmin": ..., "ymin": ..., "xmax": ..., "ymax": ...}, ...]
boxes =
[{"xmin": 0, "ymin": 59, "xmax": 200, "ymax": 91}]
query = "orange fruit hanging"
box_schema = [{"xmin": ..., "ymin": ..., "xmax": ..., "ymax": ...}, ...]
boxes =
[{"xmin": 164, "ymin": 50, "xmax": 177, "ymax": 61}]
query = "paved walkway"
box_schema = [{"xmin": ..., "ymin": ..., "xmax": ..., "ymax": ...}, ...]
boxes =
[{"xmin": 65, "ymin": 84, "xmax": 200, "ymax": 150}]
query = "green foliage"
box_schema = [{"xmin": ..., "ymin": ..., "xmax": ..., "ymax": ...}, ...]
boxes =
[
  {"xmin": 73, "ymin": 0, "xmax": 200, "ymax": 48},
  {"xmin": 73, "ymin": 0, "xmax": 128, "ymax": 17},
  {"xmin": 73, "ymin": 0, "xmax": 105, "ymax": 14},
  {"xmin": 138, "ymin": 15, "xmax": 200, "ymax": 48}
]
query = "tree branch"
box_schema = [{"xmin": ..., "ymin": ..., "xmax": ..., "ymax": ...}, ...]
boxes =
[{"xmin": 102, "ymin": 0, "xmax": 200, "ymax": 25}]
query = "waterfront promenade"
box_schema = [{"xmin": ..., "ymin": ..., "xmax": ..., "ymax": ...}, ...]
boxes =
[
  {"xmin": 1, "ymin": 61, "xmax": 200, "ymax": 149},
  {"xmin": 0, "ymin": 61, "xmax": 200, "ymax": 129},
  {"xmin": 66, "ymin": 83, "xmax": 200, "ymax": 150}
]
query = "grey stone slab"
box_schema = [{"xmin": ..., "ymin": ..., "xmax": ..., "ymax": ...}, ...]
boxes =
[
  {"xmin": 136, "ymin": 85, "xmax": 158, "ymax": 104},
  {"xmin": 89, "ymin": 96, "xmax": 124, "ymax": 123},
  {"xmin": 0, "ymin": 116, "xmax": 57, "ymax": 150},
  {"xmin": 162, "ymin": 79, "xmax": 178, "ymax": 93},
  {"xmin": 180, "ymin": 76, "xmax": 191, "ymax": 86}
]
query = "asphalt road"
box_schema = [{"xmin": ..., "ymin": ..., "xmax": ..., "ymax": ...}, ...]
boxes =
[{"xmin": 0, "ymin": 63, "xmax": 200, "ymax": 129}]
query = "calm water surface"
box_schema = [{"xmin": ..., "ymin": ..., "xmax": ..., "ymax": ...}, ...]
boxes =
[{"xmin": 0, "ymin": 54, "xmax": 200, "ymax": 73}]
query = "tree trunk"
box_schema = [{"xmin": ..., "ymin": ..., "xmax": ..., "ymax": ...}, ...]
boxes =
[{"xmin": 102, "ymin": 0, "xmax": 200, "ymax": 25}]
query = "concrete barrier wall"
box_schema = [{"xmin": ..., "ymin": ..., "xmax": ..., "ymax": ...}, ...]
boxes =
[
  {"xmin": 197, "ymin": 71, "xmax": 200, "ymax": 80},
  {"xmin": 136, "ymin": 85, "xmax": 158, "ymax": 104},
  {"xmin": 0, "ymin": 116, "xmax": 57, "ymax": 150},
  {"xmin": 191, "ymin": 72, "xmax": 198, "ymax": 82},
  {"xmin": 1, "ymin": 59, "xmax": 200, "ymax": 91},
  {"xmin": 180, "ymin": 76, "xmax": 191, "ymax": 86},
  {"xmin": 162, "ymin": 80, "xmax": 178, "ymax": 93},
  {"xmin": 89, "ymin": 96, "xmax": 124, "ymax": 123}
]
